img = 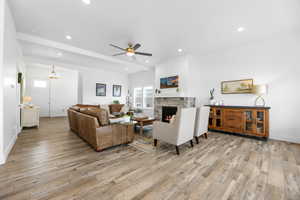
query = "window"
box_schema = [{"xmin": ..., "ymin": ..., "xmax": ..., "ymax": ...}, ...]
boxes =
[
  {"xmin": 33, "ymin": 80, "xmax": 47, "ymax": 88},
  {"xmin": 143, "ymin": 87, "xmax": 154, "ymax": 108},
  {"xmin": 133, "ymin": 86, "xmax": 153, "ymax": 109},
  {"xmin": 133, "ymin": 88, "xmax": 143, "ymax": 108}
]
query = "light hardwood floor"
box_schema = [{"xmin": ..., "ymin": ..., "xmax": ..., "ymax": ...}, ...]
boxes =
[{"xmin": 0, "ymin": 117, "xmax": 300, "ymax": 200}]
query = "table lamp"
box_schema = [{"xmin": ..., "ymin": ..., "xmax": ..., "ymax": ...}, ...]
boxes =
[
  {"xmin": 23, "ymin": 96, "xmax": 32, "ymax": 105},
  {"xmin": 253, "ymin": 84, "xmax": 267, "ymax": 107}
]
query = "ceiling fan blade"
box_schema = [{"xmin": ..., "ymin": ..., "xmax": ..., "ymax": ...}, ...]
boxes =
[
  {"xmin": 133, "ymin": 43, "xmax": 141, "ymax": 50},
  {"xmin": 135, "ymin": 52, "xmax": 152, "ymax": 56},
  {"xmin": 112, "ymin": 52, "xmax": 126, "ymax": 56},
  {"xmin": 110, "ymin": 44, "xmax": 125, "ymax": 51}
]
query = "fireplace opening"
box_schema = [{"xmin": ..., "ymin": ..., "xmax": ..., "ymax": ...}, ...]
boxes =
[{"xmin": 162, "ymin": 106, "xmax": 177, "ymax": 123}]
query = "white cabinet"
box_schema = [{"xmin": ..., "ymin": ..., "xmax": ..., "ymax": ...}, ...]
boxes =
[{"xmin": 21, "ymin": 106, "xmax": 40, "ymax": 128}]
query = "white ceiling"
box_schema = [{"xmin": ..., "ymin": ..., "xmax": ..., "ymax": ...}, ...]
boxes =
[
  {"xmin": 9, "ymin": 0, "xmax": 300, "ymax": 72},
  {"xmin": 18, "ymin": 34, "xmax": 149, "ymax": 73}
]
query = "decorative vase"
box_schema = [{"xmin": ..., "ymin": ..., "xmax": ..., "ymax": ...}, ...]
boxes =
[{"xmin": 210, "ymin": 99, "xmax": 216, "ymax": 105}]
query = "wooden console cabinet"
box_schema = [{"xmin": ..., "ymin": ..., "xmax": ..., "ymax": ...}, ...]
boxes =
[{"xmin": 207, "ymin": 105, "xmax": 270, "ymax": 139}]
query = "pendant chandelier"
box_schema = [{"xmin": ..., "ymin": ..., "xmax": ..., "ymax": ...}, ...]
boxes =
[{"xmin": 49, "ymin": 65, "xmax": 60, "ymax": 79}]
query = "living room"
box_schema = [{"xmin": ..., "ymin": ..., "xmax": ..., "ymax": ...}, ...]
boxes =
[{"xmin": 1, "ymin": 0, "xmax": 300, "ymax": 199}]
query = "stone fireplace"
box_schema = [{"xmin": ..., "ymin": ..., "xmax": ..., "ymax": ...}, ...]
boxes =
[{"xmin": 154, "ymin": 97, "xmax": 196, "ymax": 121}]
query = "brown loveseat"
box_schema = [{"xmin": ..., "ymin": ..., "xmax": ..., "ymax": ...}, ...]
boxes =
[{"xmin": 67, "ymin": 104, "xmax": 134, "ymax": 151}]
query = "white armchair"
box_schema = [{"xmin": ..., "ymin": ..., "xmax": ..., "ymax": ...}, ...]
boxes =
[
  {"xmin": 194, "ymin": 106, "xmax": 210, "ymax": 144},
  {"xmin": 153, "ymin": 107, "xmax": 197, "ymax": 155}
]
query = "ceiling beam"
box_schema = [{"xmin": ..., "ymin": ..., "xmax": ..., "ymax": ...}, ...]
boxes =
[
  {"xmin": 17, "ymin": 32, "xmax": 148, "ymax": 70},
  {"xmin": 22, "ymin": 56, "xmax": 137, "ymax": 74}
]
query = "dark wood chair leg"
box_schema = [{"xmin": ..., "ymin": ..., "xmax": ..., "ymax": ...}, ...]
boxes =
[
  {"xmin": 204, "ymin": 132, "xmax": 208, "ymax": 139},
  {"xmin": 195, "ymin": 136, "xmax": 199, "ymax": 144},
  {"xmin": 154, "ymin": 139, "xmax": 158, "ymax": 147},
  {"xmin": 190, "ymin": 140, "xmax": 194, "ymax": 147},
  {"xmin": 175, "ymin": 146, "xmax": 180, "ymax": 155}
]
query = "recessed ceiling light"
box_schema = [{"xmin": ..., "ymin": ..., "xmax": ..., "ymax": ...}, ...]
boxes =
[
  {"xmin": 82, "ymin": 0, "xmax": 91, "ymax": 5},
  {"xmin": 145, "ymin": 60, "xmax": 149, "ymax": 63},
  {"xmin": 65, "ymin": 35, "xmax": 72, "ymax": 40},
  {"xmin": 178, "ymin": 48, "xmax": 183, "ymax": 52},
  {"xmin": 237, "ymin": 27, "xmax": 245, "ymax": 32}
]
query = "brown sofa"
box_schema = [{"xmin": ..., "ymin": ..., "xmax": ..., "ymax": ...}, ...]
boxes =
[{"xmin": 67, "ymin": 104, "xmax": 134, "ymax": 151}]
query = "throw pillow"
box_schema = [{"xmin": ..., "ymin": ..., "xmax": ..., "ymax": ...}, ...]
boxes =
[{"xmin": 98, "ymin": 109, "xmax": 110, "ymax": 126}]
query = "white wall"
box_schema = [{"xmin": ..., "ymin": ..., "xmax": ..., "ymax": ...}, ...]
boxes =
[
  {"xmin": 128, "ymin": 69, "xmax": 155, "ymax": 116},
  {"xmin": 155, "ymin": 56, "xmax": 191, "ymax": 97},
  {"xmin": 129, "ymin": 69, "xmax": 155, "ymax": 92},
  {"xmin": 0, "ymin": 2, "xmax": 23, "ymax": 164},
  {"xmin": 80, "ymin": 68, "xmax": 128, "ymax": 105},
  {"xmin": 0, "ymin": 0, "xmax": 5, "ymax": 165},
  {"xmin": 25, "ymin": 65, "xmax": 78, "ymax": 117},
  {"xmin": 153, "ymin": 32, "xmax": 300, "ymax": 143},
  {"xmin": 188, "ymin": 32, "xmax": 300, "ymax": 143}
]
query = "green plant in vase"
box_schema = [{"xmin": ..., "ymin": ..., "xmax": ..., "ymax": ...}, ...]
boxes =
[
  {"xmin": 209, "ymin": 88, "xmax": 216, "ymax": 105},
  {"xmin": 112, "ymin": 100, "xmax": 120, "ymax": 104}
]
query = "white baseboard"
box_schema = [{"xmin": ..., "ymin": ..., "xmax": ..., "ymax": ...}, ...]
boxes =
[
  {"xmin": 50, "ymin": 114, "xmax": 67, "ymax": 117},
  {"xmin": 0, "ymin": 153, "xmax": 4, "ymax": 165},
  {"xmin": 0, "ymin": 133, "xmax": 18, "ymax": 165},
  {"xmin": 17, "ymin": 126, "xmax": 22, "ymax": 135},
  {"xmin": 270, "ymin": 135, "xmax": 300, "ymax": 144}
]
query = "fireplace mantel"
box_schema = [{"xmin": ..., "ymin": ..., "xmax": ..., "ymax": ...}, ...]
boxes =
[{"xmin": 154, "ymin": 96, "xmax": 196, "ymax": 98}]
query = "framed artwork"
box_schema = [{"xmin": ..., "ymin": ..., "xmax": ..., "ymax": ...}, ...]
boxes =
[
  {"xmin": 221, "ymin": 79, "xmax": 253, "ymax": 94},
  {"xmin": 96, "ymin": 83, "xmax": 106, "ymax": 96},
  {"xmin": 113, "ymin": 85, "xmax": 122, "ymax": 97},
  {"xmin": 160, "ymin": 75, "xmax": 179, "ymax": 89}
]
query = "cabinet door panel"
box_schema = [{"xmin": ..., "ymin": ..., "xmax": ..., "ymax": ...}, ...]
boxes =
[
  {"xmin": 244, "ymin": 110, "xmax": 255, "ymax": 134},
  {"xmin": 223, "ymin": 109, "xmax": 243, "ymax": 132},
  {"xmin": 208, "ymin": 108, "xmax": 215, "ymax": 129},
  {"xmin": 255, "ymin": 110, "xmax": 266, "ymax": 136}
]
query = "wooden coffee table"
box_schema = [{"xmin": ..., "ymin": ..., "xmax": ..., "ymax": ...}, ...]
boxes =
[{"xmin": 133, "ymin": 117, "xmax": 156, "ymax": 135}]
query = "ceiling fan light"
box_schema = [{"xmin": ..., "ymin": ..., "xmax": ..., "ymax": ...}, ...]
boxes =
[{"xmin": 126, "ymin": 52, "xmax": 135, "ymax": 57}]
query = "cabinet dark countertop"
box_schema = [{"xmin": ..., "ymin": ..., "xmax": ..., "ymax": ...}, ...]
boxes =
[{"xmin": 205, "ymin": 105, "xmax": 271, "ymax": 110}]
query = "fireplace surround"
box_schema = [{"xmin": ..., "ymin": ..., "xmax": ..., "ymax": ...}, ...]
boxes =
[{"xmin": 154, "ymin": 97, "xmax": 196, "ymax": 121}]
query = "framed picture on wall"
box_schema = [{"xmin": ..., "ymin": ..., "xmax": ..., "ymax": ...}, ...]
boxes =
[
  {"xmin": 221, "ymin": 79, "xmax": 253, "ymax": 94},
  {"xmin": 96, "ymin": 83, "xmax": 106, "ymax": 96},
  {"xmin": 113, "ymin": 85, "xmax": 122, "ymax": 97},
  {"xmin": 160, "ymin": 75, "xmax": 179, "ymax": 89}
]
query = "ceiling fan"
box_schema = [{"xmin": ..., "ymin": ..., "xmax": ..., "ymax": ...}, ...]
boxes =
[{"xmin": 110, "ymin": 43, "xmax": 152, "ymax": 58}]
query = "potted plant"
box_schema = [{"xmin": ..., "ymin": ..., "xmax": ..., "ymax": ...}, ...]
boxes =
[
  {"xmin": 112, "ymin": 100, "xmax": 120, "ymax": 104},
  {"xmin": 209, "ymin": 88, "xmax": 216, "ymax": 105}
]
